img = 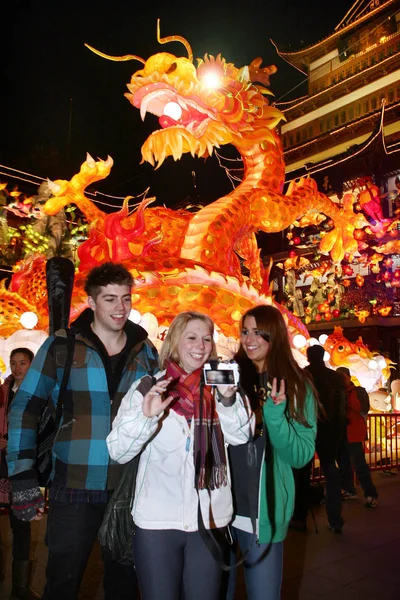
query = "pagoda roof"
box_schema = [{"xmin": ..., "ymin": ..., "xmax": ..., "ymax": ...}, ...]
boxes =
[{"xmin": 273, "ymin": 0, "xmax": 396, "ymax": 69}]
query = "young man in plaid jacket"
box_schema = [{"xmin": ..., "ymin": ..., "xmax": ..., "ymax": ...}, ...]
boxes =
[{"xmin": 7, "ymin": 262, "xmax": 159, "ymax": 600}]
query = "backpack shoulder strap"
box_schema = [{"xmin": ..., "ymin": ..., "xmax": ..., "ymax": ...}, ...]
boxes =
[{"xmin": 54, "ymin": 330, "xmax": 76, "ymax": 427}]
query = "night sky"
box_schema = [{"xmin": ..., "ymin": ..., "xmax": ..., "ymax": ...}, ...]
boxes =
[{"xmin": 3, "ymin": 0, "xmax": 353, "ymax": 209}]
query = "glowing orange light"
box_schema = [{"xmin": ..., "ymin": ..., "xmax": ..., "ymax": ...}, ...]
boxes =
[
  {"xmin": 355, "ymin": 274, "xmax": 364, "ymax": 287},
  {"xmin": 378, "ymin": 306, "xmax": 392, "ymax": 317},
  {"xmin": 354, "ymin": 309, "xmax": 369, "ymax": 323}
]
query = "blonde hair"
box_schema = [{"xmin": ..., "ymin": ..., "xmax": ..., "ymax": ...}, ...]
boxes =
[{"xmin": 159, "ymin": 311, "xmax": 216, "ymax": 369}]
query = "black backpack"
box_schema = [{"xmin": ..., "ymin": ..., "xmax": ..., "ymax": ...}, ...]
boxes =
[{"xmin": 35, "ymin": 332, "xmax": 75, "ymax": 487}]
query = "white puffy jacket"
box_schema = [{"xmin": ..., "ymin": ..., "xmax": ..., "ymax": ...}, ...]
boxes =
[{"xmin": 106, "ymin": 371, "xmax": 253, "ymax": 532}]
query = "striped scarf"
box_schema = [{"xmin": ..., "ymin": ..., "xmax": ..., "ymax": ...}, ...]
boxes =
[{"xmin": 165, "ymin": 360, "xmax": 227, "ymax": 490}]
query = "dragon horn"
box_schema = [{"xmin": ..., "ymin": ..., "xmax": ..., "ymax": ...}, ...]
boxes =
[
  {"xmin": 157, "ymin": 19, "xmax": 193, "ymax": 63},
  {"xmin": 84, "ymin": 43, "xmax": 145, "ymax": 65}
]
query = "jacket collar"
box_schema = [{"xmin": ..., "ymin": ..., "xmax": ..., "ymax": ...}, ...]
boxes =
[{"xmin": 70, "ymin": 307, "xmax": 149, "ymax": 348}]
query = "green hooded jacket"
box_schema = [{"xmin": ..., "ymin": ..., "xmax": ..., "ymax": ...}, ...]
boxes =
[{"xmin": 258, "ymin": 387, "xmax": 317, "ymax": 544}]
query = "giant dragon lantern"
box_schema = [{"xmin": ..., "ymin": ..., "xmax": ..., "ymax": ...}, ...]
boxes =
[{"xmin": 1, "ymin": 22, "xmax": 363, "ymax": 347}]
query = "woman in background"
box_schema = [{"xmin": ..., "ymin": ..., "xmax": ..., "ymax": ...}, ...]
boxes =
[
  {"xmin": 226, "ymin": 305, "xmax": 317, "ymax": 600},
  {"xmin": 0, "ymin": 347, "xmax": 40, "ymax": 599}
]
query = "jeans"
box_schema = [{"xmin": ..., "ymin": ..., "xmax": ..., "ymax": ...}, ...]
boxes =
[
  {"xmin": 42, "ymin": 499, "xmax": 137, "ymax": 600},
  {"xmin": 133, "ymin": 527, "xmax": 223, "ymax": 600},
  {"xmin": 292, "ymin": 460, "xmax": 312, "ymax": 521},
  {"xmin": 338, "ymin": 440, "xmax": 378, "ymax": 499},
  {"xmin": 318, "ymin": 457, "xmax": 343, "ymax": 530},
  {"xmin": 9, "ymin": 508, "xmax": 31, "ymax": 561},
  {"xmin": 225, "ymin": 527, "xmax": 283, "ymax": 600}
]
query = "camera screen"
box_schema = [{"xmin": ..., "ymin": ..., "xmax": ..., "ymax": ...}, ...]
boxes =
[{"xmin": 204, "ymin": 369, "xmax": 236, "ymax": 385}]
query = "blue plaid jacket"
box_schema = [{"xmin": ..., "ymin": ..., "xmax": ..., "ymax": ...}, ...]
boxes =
[{"xmin": 7, "ymin": 310, "xmax": 158, "ymax": 491}]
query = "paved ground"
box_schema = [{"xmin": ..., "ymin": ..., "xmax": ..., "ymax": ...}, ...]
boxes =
[{"xmin": 0, "ymin": 469, "xmax": 398, "ymax": 599}]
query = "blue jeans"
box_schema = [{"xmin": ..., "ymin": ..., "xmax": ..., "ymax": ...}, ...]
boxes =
[
  {"xmin": 338, "ymin": 440, "xmax": 378, "ymax": 499},
  {"xmin": 226, "ymin": 527, "xmax": 283, "ymax": 600},
  {"xmin": 133, "ymin": 527, "xmax": 223, "ymax": 600},
  {"xmin": 43, "ymin": 499, "xmax": 137, "ymax": 600}
]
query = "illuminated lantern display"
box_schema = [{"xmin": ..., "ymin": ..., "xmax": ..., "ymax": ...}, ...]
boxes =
[
  {"xmin": 1, "ymin": 23, "xmax": 365, "ymax": 340},
  {"xmin": 323, "ymin": 326, "xmax": 392, "ymax": 392}
]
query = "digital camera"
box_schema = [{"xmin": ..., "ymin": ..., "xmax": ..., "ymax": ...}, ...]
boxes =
[{"xmin": 203, "ymin": 361, "xmax": 240, "ymax": 386}]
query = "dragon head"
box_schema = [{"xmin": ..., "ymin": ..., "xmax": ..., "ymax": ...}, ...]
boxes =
[{"xmin": 86, "ymin": 22, "xmax": 284, "ymax": 169}]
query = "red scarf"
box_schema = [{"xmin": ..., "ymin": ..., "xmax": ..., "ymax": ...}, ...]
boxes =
[{"xmin": 165, "ymin": 360, "xmax": 227, "ymax": 490}]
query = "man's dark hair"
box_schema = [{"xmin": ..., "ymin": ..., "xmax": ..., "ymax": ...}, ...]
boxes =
[
  {"xmin": 306, "ymin": 344, "xmax": 325, "ymax": 364},
  {"xmin": 84, "ymin": 262, "xmax": 134, "ymax": 299},
  {"xmin": 336, "ymin": 366, "xmax": 351, "ymax": 377},
  {"xmin": 10, "ymin": 347, "xmax": 34, "ymax": 362}
]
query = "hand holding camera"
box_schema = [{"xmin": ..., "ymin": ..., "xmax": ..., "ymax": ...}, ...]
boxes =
[{"xmin": 203, "ymin": 360, "xmax": 239, "ymax": 405}]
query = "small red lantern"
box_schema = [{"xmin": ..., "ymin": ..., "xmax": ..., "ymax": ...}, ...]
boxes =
[
  {"xmin": 318, "ymin": 302, "xmax": 330, "ymax": 313},
  {"xmin": 293, "ymin": 236, "xmax": 301, "ymax": 245},
  {"xmin": 332, "ymin": 309, "xmax": 340, "ymax": 318},
  {"xmin": 343, "ymin": 265, "xmax": 354, "ymax": 276},
  {"xmin": 355, "ymin": 274, "xmax": 364, "ymax": 287},
  {"xmin": 383, "ymin": 271, "xmax": 392, "ymax": 282},
  {"xmin": 289, "ymin": 250, "xmax": 296, "ymax": 258}
]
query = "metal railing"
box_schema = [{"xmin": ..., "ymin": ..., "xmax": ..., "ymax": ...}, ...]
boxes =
[{"xmin": 311, "ymin": 412, "xmax": 400, "ymax": 481}]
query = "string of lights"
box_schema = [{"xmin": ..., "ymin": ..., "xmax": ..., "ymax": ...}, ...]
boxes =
[{"xmin": 0, "ymin": 164, "xmax": 150, "ymax": 210}]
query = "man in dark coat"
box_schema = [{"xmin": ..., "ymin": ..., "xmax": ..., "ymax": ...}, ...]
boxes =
[{"xmin": 305, "ymin": 345, "xmax": 347, "ymax": 532}]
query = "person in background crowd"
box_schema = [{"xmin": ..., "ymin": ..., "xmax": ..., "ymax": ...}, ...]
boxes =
[
  {"xmin": 0, "ymin": 348, "xmax": 40, "ymax": 599},
  {"xmin": 225, "ymin": 305, "xmax": 317, "ymax": 600},
  {"xmin": 336, "ymin": 367, "xmax": 378, "ymax": 508},
  {"xmin": 107, "ymin": 311, "xmax": 253, "ymax": 600},
  {"xmin": 7, "ymin": 262, "xmax": 159, "ymax": 600},
  {"xmin": 294, "ymin": 345, "xmax": 347, "ymax": 533}
]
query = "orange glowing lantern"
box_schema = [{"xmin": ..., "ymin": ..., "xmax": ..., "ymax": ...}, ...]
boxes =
[
  {"xmin": 318, "ymin": 302, "xmax": 330, "ymax": 313},
  {"xmin": 354, "ymin": 309, "xmax": 370, "ymax": 323},
  {"xmin": 0, "ymin": 24, "xmax": 369, "ymax": 337},
  {"xmin": 383, "ymin": 271, "xmax": 392, "ymax": 282},
  {"xmin": 378, "ymin": 306, "xmax": 392, "ymax": 317},
  {"xmin": 343, "ymin": 279, "xmax": 351, "ymax": 287},
  {"xmin": 343, "ymin": 265, "xmax": 354, "ymax": 276},
  {"xmin": 355, "ymin": 274, "xmax": 364, "ymax": 287}
]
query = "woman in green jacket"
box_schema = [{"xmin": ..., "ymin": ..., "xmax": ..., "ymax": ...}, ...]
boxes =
[{"xmin": 226, "ymin": 305, "xmax": 317, "ymax": 600}]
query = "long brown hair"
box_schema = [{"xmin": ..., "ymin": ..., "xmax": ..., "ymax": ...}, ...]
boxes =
[{"xmin": 236, "ymin": 305, "xmax": 315, "ymax": 427}]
